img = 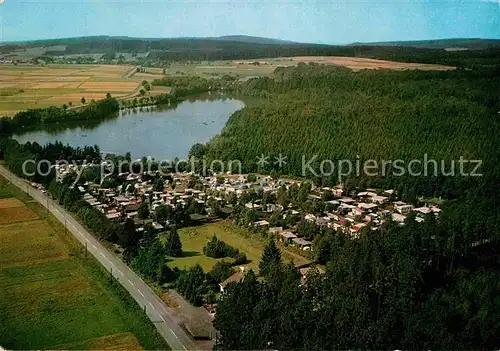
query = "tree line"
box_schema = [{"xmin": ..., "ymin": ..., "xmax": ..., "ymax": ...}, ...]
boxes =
[
  {"xmin": 151, "ymin": 75, "xmax": 236, "ymax": 99},
  {"xmin": 0, "ymin": 95, "xmax": 120, "ymax": 136}
]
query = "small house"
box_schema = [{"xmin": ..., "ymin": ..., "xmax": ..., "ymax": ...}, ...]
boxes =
[
  {"xmin": 106, "ymin": 212, "xmax": 121, "ymax": 220},
  {"xmin": 392, "ymin": 213, "xmax": 407, "ymax": 223},
  {"xmin": 304, "ymin": 213, "xmax": 316, "ymax": 222},
  {"xmin": 254, "ymin": 220, "xmax": 270, "ymax": 227},
  {"xmin": 219, "ymin": 270, "xmax": 245, "ymax": 293},
  {"xmin": 413, "ymin": 207, "xmax": 432, "ymax": 215},
  {"xmin": 279, "ymin": 231, "xmax": 297, "ymax": 244},
  {"xmin": 124, "ymin": 203, "xmax": 141, "ymax": 212},
  {"xmin": 292, "ymin": 237, "xmax": 312, "ymax": 250},
  {"xmin": 268, "ymin": 227, "xmax": 283, "ymax": 234},
  {"xmin": 370, "ymin": 195, "xmax": 388, "ymax": 204},
  {"xmin": 339, "ymin": 197, "xmax": 356, "ymax": 204},
  {"xmin": 152, "ymin": 222, "xmax": 164, "ymax": 231},
  {"xmin": 395, "ymin": 203, "xmax": 414, "ymax": 214},
  {"xmin": 358, "ymin": 203, "xmax": 378, "ymax": 212}
]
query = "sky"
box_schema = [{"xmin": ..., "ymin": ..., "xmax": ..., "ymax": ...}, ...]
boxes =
[{"xmin": 0, "ymin": 0, "xmax": 498, "ymax": 44}]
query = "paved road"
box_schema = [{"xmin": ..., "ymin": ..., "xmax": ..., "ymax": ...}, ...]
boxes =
[{"xmin": 0, "ymin": 165, "xmax": 196, "ymax": 351}]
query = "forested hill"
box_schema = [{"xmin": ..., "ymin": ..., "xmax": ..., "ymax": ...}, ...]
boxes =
[
  {"xmin": 5, "ymin": 35, "xmax": 500, "ymax": 68},
  {"xmin": 350, "ymin": 38, "xmax": 500, "ymax": 50},
  {"xmin": 210, "ymin": 35, "xmax": 298, "ymax": 44},
  {"xmin": 205, "ymin": 64, "xmax": 500, "ymax": 197}
]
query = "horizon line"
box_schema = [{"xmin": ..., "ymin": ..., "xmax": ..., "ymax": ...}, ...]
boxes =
[{"xmin": 1, "ymin": 34, "xmax": 500, "ymax": 46}]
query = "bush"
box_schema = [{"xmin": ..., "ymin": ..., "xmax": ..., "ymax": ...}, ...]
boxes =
[
  {"xmin": 203, "ymin": 235, "xmax": 239, "ymax": 259},
  {"xmin": 233, "ymin": 252, "xmax": 247, "ymax": 265},
  {"xmin": 246, "ymin": 173, "xmax": 257, "ymax": 182}
]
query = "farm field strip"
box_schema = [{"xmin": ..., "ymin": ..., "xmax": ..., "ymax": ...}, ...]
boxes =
[
  {"xmin": 162, "ymin": 55, "xmax": 453, "ymax": 80},
  {"xmin": 249, "ymin": 56, "xmax": 455, "ymax": 71},
  {"xmin": 0, "ymin": 197, "xmax": 25, "ymax": 208},
  {"xmin": 0, "ymin": 176, "xmax": 168, "ymax": 350},
  {"xmin": 0, "ymin": 197, "xmax": 39, "ymax": 225},
  {"xmin": 53, "ymin": 332, "xmax": 142, "ymax": 350},
  {"xmin": 0, "ymin": 55, "xmax": 453, "ymax": 115},
  {"xmin": 0, "ymin": 220, "xmax": 69, "ymax": 268},
  {"xmin": 0, "ymin": 64, "xmax": 139, "ymax": 115}
]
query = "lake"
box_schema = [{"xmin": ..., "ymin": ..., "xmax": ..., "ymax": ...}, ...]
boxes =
[{"xmin": 14, "ymin": 97, "xmax": 245, "ymax": 160}]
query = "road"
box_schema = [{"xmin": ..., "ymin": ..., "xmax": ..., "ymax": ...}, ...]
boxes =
[{"xmin": 0, "ymin": 165, "xmax": 196, "ymax": 351}]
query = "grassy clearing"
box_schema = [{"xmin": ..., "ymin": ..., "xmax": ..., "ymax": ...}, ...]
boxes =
[
  {"xmin": 173, "ymin": 220, "xmax": 309, "ymax": 272},
  {"xmin": 163, "ymin": 61, "xmax": 279, "ymax": 78},
  {"xmin": 0, "ymin": 259, "xmax": 168, "ymax": 349},
  {"xmin": 0, "ymin": 177, "xmax": 169, "ymax": 350}
]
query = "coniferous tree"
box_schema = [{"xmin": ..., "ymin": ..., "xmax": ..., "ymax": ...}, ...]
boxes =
[
  {"xmin": 164, "ymin": 228, "xmax": 182, "ymax": 257},
  {"xmin": 259, "ymin": 239, "xmax": 282, "ymax": 277}
]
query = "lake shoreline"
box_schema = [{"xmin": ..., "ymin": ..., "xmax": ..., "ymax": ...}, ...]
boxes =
[{"xmin": 14, "ymin": 97, "xmax": 246, "ymax": 160}]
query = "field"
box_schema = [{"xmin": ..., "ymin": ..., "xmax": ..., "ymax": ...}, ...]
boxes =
[
  {"xmin": 0, "ymin": 64, "xmax": 144, "ymax": 116},
  {"xmin": 0, "ymin": 56, "xmax": 454, "ymax": 116},
  {"xmin": 0, "ymin": 197, "xmax": 39, "ymax": 224},
  {"xmin": 53, "ymin": 332, "xmax": 142, "ymax": 350},
  {"xmin": 0, "ymin": 176, "xmax": 168, "ymax": 350},
  {"xmin": 0, "ymin": 221, "xmax": 69, "ymax": 268},
  {"xmin": 163, "ymin": 61, "xmax": 279, "ymax": 79},
  {"xmin": 234, "ymin": 56, "xmax": 455, "ymax": 71},
  {"xmin": 172, "ymin": 221, "xmax": 309, "ymax": 271},
  {"xmin": 288, "ymin": 56, "xmax": 455, "ymax": 70},
  {"xmin": 162, "ymin": 55, "xmax": 454, "ymax": 79}
]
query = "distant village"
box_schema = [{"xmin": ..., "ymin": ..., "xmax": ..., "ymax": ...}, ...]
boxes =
[{"xmin": 51, "ymin": 162, "xmax": 443, "ymax": 255}]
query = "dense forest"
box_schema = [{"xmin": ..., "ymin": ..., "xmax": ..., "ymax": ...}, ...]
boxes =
[
  {"xmin": 214, "ymin": 218, "xmax": 500, "ymax": 349},
  {"xmin": 204, "ymin": 64, "xmax": 499, "ymax": 196}
]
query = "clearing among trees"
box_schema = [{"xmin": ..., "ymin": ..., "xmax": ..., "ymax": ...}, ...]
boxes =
[{"xmin": 172, "ymin": 221, "xmax": 309, "ymax": 271}]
